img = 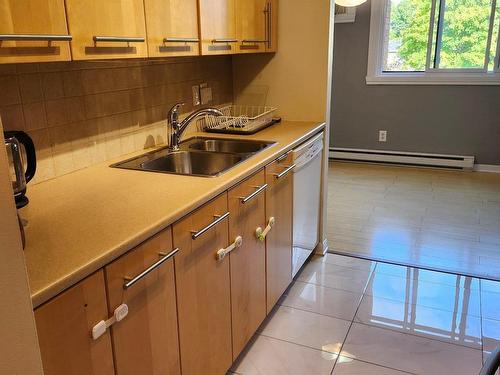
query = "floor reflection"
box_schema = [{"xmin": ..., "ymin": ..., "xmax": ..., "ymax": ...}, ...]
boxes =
[
  {"xmin": 362, "ymin": 270, "xmax": 482, "ymax": 347},
  {"xmin": 328, "ymin": 162, "xmax": 500, "ymax": 280}
]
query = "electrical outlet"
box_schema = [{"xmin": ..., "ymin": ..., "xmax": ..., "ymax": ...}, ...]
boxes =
[
  {"xmin": 379, "ymin": 130, "xmax": 387, "ymax": 142},
  {"xmin": 192, "ymin": 85, "xmax": 201, "ymax": 106},
  {"xmin": 200, "ymin": 83, "xmax": 213, "ymax": 105}
]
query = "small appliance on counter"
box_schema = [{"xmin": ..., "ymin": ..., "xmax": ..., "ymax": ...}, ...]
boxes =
[{"xmin": 4, "ymin": 130, "xmax": 37, "ymax": 248}]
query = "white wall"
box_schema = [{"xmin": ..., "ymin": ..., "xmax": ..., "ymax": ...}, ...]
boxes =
[
  {"xmin": 232, "ymin": 0, "xmax": 332, "ymax": 122},
  {"xmin": 331, "ymin": 0, "xmax": 500, "ymax": 164},
  {"xmin": 232, "ymin": 0, "xmax": 335, "ymax": 253}
]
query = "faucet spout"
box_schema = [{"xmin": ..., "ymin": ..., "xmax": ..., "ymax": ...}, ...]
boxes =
[
  {"xmin": 167, "ymin": 103, "xmax": 223, "ymax": 151},
  {"xmin": 178, "ymin": 108, "xmax": 224, "ymax": 135}
]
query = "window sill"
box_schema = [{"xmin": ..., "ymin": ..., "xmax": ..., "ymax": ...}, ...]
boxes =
[{"xmin": 366, "ymin": 72, "xmax": 500, "ymax": 85}]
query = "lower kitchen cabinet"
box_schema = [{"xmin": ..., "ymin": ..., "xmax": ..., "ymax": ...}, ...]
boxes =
[
  {"xmin": 34, "ymin": 271, "xmax": 114, "ymax": 375},
  {"xmin": 173, "ymin": 193, "xmax": 233, "ymax": 375},
  {"xmin": 228, "ymin": 170, "xmax": 267, "ymax": 359},
  {"xmin": 33, "ymin": 136, "xmax": 320, "ymax": 374},
  {"xmin": 264, "ymin": 151, "xmax": 294, "ymax": 313},
  {"xmin": 105, "ymin": 227, "xmax": 181, "ymax": 375}
]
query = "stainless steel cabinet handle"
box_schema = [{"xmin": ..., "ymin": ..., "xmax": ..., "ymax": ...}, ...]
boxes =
[
  {"xmin": 268, "ymin": 2, "xmax": 273, "ymax": 49},
  {"xmin": 264, "ymin": 2, "xmax": 273, "ymax": 49},
  {"xmin": 191, "ymin": 212, "xmax": 230, "ymax": 240},
  {"xmin": 164, "ymin": 37, "xmax": 199, "ymax": 43},
  {"xmin": 93, "ymin": 36, "xmax": 145, "ymax": 43},
  {"xmin": 212, "ymin": 38, "xmax": 238, "ymax": 43},
  {"xmin": 123, "ymin": 248, "xmax": 179, "ymax": 289},
  {"xmin": 240, "ymin": 184, "xmax": 268, "ymax": 204},
  {"xmin": 276, "ymin": 150, "xmax": 292, "ymax": 162},
  {"xmin": 241, "ymin": 39, "xmax": 268, "ymax": 44},
  {"xmin": 274, "ymin": 164, "xmax": 296, "ymax": 179},
  {"xmin": 0, "ymin": 34, "xmax": 72, "ymax": 42}
]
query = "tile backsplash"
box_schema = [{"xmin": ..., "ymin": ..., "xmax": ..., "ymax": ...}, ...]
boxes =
[{"xmin": 0, "ymin": 56, "xmax": 233, "ymax": 184}]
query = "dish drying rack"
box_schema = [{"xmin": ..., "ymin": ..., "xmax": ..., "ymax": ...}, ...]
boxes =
[{"xmin": 200, "ymin": 105, "xmax": 278, "ymax": 135}]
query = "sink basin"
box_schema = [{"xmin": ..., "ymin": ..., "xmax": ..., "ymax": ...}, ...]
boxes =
[
  {"xmin": 186, "ymin": 138, "xmax": 274, "ymax": 154},
  {"xmin": 140, "ymin": 151, "xmax": 244, "ymax": 176},
  {"xmin": 113, "ymin": 150, "xmax": 245, "ymax": 177},
  {"xmin": 111, "ymin": 137, "xmax": 275, "ymax": 177}
]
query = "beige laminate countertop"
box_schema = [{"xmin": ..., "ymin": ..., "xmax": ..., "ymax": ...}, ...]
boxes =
[{"xmin": 22, "ymin": 121, "xmax": 325, "ymax": 308}]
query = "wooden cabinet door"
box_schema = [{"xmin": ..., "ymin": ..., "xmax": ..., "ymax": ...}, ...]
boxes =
[
  {"xmin": 105, "ymin": 228, "xmax": 181, "ymax": 375},
  {"xmin": 265, "ymin": 152, "xmax": 294, "ymax": 313},
  {"xmin": 65, "ymin": 0, "xmax": 147, "ymax": 60},
  {"xmin": 144, "ymin": 0, "xmax": 200, "ymax": 57},
  {"xmin": 0, "ymin": 0, "xmax": 71, "ymax": 64},
  {"xmin": 228, "ymin": 170, "xmax": 267, "ymax": 359},
  {"xmin": 235, "ymin": 0, "xmax": 268, "ymax": 54},
  {"xmin": 34, "ymin": 271, "xmax": 114, "ymax": 375},
  {"xmin": 199, "ymin": 0, "xmax": 237, "ymax": 55},
  {"xmin": 173, "ymin": 193, "xmax": 232, "ymax": 375}
]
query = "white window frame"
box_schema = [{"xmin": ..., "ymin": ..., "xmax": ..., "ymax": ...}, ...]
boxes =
[{"xmin": 367, "ymin": 0, "xmax": 500, "ymax": 85}]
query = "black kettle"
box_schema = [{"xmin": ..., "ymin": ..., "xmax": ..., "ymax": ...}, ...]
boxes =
[{"xmin": 4, "ymin": 130, "xmax": 37, "ymax": 209}]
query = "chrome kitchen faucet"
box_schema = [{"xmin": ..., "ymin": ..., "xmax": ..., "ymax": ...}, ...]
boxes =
[{"xmin": 167, "ymin": 102, "xmax": 223, "ymax": 151}]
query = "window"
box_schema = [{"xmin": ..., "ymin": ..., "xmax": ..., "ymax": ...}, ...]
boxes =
[{"xmin": 367, "ymin": 0, "xmax": 500, "ymax": 84}]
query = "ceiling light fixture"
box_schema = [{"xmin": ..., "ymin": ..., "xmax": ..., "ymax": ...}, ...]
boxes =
[{"xmin": 335, "ymin": 0, "xmax": 367, "ymax": 7}]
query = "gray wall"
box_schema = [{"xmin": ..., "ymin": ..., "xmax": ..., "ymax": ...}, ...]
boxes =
[{"xmin": 331, "ymin": 1, "xmax": 500, "ymax": 164}]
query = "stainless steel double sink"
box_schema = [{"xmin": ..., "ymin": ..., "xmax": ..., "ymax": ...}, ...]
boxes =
[{"xmin": 111, "ymin": 137, "xmax": 276, "ymax": 177}]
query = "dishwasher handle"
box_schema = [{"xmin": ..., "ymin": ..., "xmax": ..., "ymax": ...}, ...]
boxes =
[{"xmin": 294, "ymin": 147, "xmax": 323, "ymax": 171}]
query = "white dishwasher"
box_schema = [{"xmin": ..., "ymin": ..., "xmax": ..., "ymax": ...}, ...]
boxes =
[{"xmin": 292, "ymin": 133, "xmax": 324, "ymax": 277}]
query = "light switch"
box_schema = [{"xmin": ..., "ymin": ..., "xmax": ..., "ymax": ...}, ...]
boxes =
[{"xmin": 200, "ymin": 83, "xmax": 212, "ymax": 105}]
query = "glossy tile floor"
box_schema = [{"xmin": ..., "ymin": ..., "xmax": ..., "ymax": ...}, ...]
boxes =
[
  {"xmin": 230, "ymin": 254, "xmax": 500, "ymax": 375},
  {"xmin": 327, "ymin": 161, "xmax": 500, "ymax": 280}
]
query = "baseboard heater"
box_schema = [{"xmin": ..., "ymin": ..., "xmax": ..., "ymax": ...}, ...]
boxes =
[{"xmin": 329, "ymin": 147, "xmax": 475, "ymax": 170}]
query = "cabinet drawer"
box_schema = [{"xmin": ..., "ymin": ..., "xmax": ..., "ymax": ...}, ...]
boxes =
[
  {"xmin": 228, "ymin": 169, "xmax": 267, "ymax": 358},
  {"xmin": 35, "ymin": 271, "xmax": 114, "ymax": 375},
  {"xmin": 105, "ymin": 227, "xmax": 181, "ymax": 375},
  {"xmin": 173, "ymin": 193, "xmax": 232, "ymax": 375}
]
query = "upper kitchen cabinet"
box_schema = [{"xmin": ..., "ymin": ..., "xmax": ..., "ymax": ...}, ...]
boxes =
[
  {"xmin": 0, "ymin": 0, "xmax": 71, "ymax": 64},
  {"xmin": 65, "ymin": 0, "xmax": 147, "ymax": 60},
  {"xmin": 199, "ymin": 0, "xmax": 237, "ymax": 55},
  {"xmin": 144, "ymin": 0, "xmax": 200, "ymax": 57},
  {"xmin": 235, "ymin": 0, "xmax": 269, "ymax": 54}
]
